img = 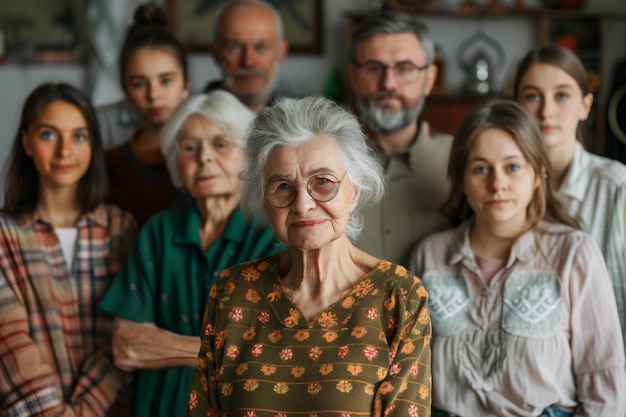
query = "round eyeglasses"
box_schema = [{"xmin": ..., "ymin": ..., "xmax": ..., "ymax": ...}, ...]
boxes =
[{"xmin": 264, "ymin": 173, "xmax": 346, "ymax": 208}]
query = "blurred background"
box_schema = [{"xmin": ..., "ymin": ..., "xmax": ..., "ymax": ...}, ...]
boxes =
[{"xmin": 1, "ymin": 0, "xmax": 625, "ymax": 203}]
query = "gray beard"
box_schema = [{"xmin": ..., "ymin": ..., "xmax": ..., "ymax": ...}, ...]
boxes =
[{"xmin": 356, "ymin": 94, "xmax": 425, "ymax": 134}]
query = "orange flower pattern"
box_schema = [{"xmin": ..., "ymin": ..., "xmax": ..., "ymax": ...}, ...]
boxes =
[
  {"xmin": 291, "ymin": 366, "xmax": 305, "ymax": 378},
  {"xmin": 319, "ymin": 364, "xmax": 334, "ymax": 375},
  {"xmin": 322, "ymin": 331, "xmax": 339, "ymax": 342},
  {"xmin": 185, "ymin": 256, "xmax": 431, "ymax": 417},
  {"xmin": 284, "ymin": 308, "xmax": 301, "ymax": 328},
  {"xmin": 246, "ymin": 289, "xmax": 261, "ymax": 304},
  {"xmin": 294, "ymin": 331, "xmax": 310, "ymax": 342},
  {"xmin": 317, "ymin": 312, "xmax": 338, "ymax": 329},
  {"xmin": 242, "ymin": 266, "xmax": 261, "ymax": 282}
]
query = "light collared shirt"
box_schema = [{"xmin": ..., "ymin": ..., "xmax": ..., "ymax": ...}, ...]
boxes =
[
  {"xmin": 559, "ymin": 141, "xmax": 626, "ymax": 351},
  {"xmin": 0, "ymin": 205, "xmax": 137, "ymax": 416},
  {"xmin": 410, "ymin": 220, "xmax": 626, "ymax": 417}
]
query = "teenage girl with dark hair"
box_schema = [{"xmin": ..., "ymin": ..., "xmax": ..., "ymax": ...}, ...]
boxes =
[{"xmin": 106, "ymin": 3, "xmax": 190, "ymax": 227}]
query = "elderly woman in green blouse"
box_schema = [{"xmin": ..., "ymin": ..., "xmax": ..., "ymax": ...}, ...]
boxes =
[
  {"xmin": 185, "ymin": 96, "xmax": 432, "ymax": 417},
  {"xmin": 99, "ymin": 90, "xmax": 285, "ymax": 417}
]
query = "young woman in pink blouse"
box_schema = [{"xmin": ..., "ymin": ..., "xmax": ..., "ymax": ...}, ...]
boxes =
[{"xmin": 409, "ymin": 99, "xmax": 626, "ymax": 417}]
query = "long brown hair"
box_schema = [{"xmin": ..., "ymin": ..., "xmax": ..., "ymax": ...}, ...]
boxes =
[
  {"xmin": 442, "ymin": 99, "xmax": 579, "ymax": 231},
  {"xmin": 3, "ymin": 83, "xmax": 108, "ymax": 217}
]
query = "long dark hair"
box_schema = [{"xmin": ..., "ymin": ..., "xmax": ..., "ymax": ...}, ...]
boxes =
[
  {"xmin": 119, "ymin": 3, "xmax": 189, "ymax": 92},
  {"xmin": 443, "ymin": 99, "xmax": 579, "ymax": 231},
  {"xmin": 3, "ymin": 83, "xmax": 108, "ymax": 217}
]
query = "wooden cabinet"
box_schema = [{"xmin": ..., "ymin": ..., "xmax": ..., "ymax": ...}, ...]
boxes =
[{"xmin": 421, "ymin": 95, "xmax": 497, "ymax": 136}]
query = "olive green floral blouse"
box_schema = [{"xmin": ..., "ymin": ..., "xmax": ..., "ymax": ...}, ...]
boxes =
[{"xmin": 185, "ymin": 255, "xmax": 432, "ymax": 417}]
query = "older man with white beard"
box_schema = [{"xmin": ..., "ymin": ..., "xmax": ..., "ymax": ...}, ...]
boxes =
[
  {"xmin": 203, "ymin": 0, "xmax": 288, "ymax": 113},
  {"xmin": 348, "ymin": 10, "xmax": 453, "ymax": 267}
]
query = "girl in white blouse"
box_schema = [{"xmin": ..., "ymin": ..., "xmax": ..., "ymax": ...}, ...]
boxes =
[
  {"xmin": 514, "ymin": 44, "xmax": 626, "ymax": 354},
  {"xmin": 409, "ymin": 99, "xmax": 625, "ymax": 417}
]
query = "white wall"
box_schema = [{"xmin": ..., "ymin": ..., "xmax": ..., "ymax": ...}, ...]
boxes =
[{"xmin": 1, "ymin": 0, "xmax": 625, "ymax": 203}]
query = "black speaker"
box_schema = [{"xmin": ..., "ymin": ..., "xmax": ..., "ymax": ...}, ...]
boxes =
[{"xmin": 605, "ymin": 58, "xmax": 626, "ymax": 163}]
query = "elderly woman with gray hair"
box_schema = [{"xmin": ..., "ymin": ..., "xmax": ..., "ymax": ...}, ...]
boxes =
[
  {"xmin": 99, "ymin": 90, "xmax": 285, "ymax": 417},
  {"xmin": 185, "ymin": 95, "xmax": 432, "ymax": 417}
]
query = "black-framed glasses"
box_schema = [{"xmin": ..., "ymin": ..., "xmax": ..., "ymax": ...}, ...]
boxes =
[
  {"xmin": 352, "ymin": 60, "xmax": 429, "ymax": 84},
  {"xmin": 264, "ymin": 173, "xmax": 347, "ymax": 208}
]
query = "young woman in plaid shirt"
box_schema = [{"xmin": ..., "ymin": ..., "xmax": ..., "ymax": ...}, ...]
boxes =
[{"xmin": 0, "ymin": 83, "xmax": 137, "ymax": 416}]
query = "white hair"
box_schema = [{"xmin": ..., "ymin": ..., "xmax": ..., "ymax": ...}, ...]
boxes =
[
  {"xmin": 160, "ymin": 90, "xmax": 256, "ymax": 188},
  {"xmin": 240, "ymin": 95, "xmax": 387, "ymax": 241}
]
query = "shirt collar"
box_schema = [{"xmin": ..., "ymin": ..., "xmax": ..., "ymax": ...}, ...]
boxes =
[
  {"xmin": 369, "ymin": 120, "xmax": 426, "ymax": 171},
  {"xmin": 17, "ymin": 205, "xmax": 111, "ymax": 229},
  {"xmin": 559, "ymin": 141, "xmax": 590, "ymax": 202},
  {"xmin": 173, "ymin": 204, "xmax": 248, "ymax": 246},
  {"xmin": 447, "ymin": 219, "xmax": 538, "ymax": 267}
]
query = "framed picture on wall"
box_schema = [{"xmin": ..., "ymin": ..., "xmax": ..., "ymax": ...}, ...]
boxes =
[
  {"xmin": 0, "ymin": 0, "xmax": 79, "ymax": 63},
  {"xmin": 166, "ymin": 0, "xmax": 323, "ymax": 54}
]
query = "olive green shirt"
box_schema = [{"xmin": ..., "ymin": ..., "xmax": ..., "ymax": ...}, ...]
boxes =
[
  {"xmin": 186, "ymin": 257, "xmax": 432, "ymax": 417},
  {"xmin": 356, "ymin": 122, "xmax": 453, "ymax": 267}
]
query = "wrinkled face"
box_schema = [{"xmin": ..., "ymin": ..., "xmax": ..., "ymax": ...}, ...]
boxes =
[
  {"xmin": 213, "ymin": 3, "xmax": 288, "ymax": 108},
  {"xmin": 263, "ymin": 135, "xmax": 360, "ymax": 250},
  {"xmin": 463, "ymin": 128, "xmax": 539, "ymax": 233},
  {"xmin": 176, "ymin": 115, "xmax": 244, "ymax": 199},
  {"xmin": 516, "ymin": 62, "xmax": 592, "ymax": 153},
  {"xmin": 21, "ymin": 100, "xmax": 93, "ymax": 192},
  {"xmin": 348, "ymin": 33, "xmax": 437, "ymax": 133},
  {"xmin": 124, "ymin": 47, "xmax": 190, "ymax": 128}
]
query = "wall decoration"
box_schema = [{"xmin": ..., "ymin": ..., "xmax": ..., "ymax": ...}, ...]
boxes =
[
  {"xmin": 167, "ymin": 0, "xmax": 323, "ymax": 54},
  {"xmin": 0, "ymin": 0, "xmax": 78, "ymax": 63}
]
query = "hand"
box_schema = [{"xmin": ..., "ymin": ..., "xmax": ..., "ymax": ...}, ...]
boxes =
[{"xmin": 111, "ymin": 318, "xmax": 200, "ymax": 370}]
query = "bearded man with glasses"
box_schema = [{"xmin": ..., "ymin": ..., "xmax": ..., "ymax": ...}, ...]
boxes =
[{"xmin": 348, "ymin": 10, "xmax": 453, "ymax": 267}]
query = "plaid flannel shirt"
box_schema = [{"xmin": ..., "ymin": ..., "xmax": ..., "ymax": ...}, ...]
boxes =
[{"xmin": 0, "ymin": 205, "xmax": 137, "ymax": 417}]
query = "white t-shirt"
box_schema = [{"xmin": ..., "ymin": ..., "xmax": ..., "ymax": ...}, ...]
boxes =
[{"xmin": 55, "ymin": 227, "xmax": 78, "ymax": 269}]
